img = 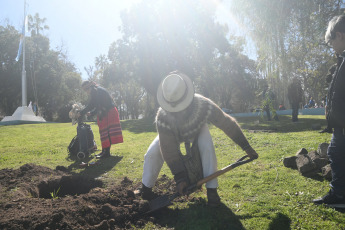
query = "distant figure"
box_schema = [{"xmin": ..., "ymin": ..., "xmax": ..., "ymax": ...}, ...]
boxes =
[
  {"xmin": 33, "ymin": 102, "xmax": 38, "ymax": 116},
  {"xmin": 287, "ymin": 78, "xmax": 303, "ymax": 122},
  {"xmin": 308, "ymin": 97, "xmax": 315, "ymax": 108},
  {"xmin": 28, "ymin": 101, "xmax": 32, "ymax": 110},
  {"xmin": 278, "ymin": 104, "xmax": 286, "ymax": 110}
]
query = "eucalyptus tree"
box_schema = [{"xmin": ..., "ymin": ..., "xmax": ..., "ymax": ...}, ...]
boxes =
[
  {"xmin": 102, "ymin": 39, "xmax": 145, "ymax": 119},
  {"xmin": 118, "ymin": 0, "xmax": 229, "ymax": 96},
  {"xmin": 0, "ymin": 24, "xmax": 22, "ymax": 115},
  {"xmin": 94, "ymin": 54, "xmax": 108, "ymax": 80},
  {"xmin": 98, "ymin": 0, "xmax": 259, "ymax": 117},
  {"xmin": 196, "ymin": 36, "xmax": 258, "ymax": 112},
  {"xmin": 230, "ymin": 0, "xmax": 344, "ymax": 106}
]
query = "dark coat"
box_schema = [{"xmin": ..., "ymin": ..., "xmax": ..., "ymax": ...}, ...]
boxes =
[
  {"xmin": 327, "ymin": 52, "xmax": 345, "ymax": 128},
  {"xmin": 80, "ymin": 86, "xmax": 115, "ymax": 119}
]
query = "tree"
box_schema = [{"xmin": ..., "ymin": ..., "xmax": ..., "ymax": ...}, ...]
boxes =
[
  {"xmin": 230, "ymin": 0, "xmax": 344, "ymax": 106},
  {"xmin": 0, "ymin": 25, "xmax": 22, "ymax": 115},
  {"xmin": 102, "ymin": 0, "xmax": 257, "ymax": 117},
  {"xmin": 119, "ymin": 0, "xmax": 229, "ymax": 96},
  {"xmin": 27, "ymin": 13, "xmax": 49, "ymax": 36},
  {"xmin": 0, "ymin": 16, "xmax": 82, "ymax": 121}
]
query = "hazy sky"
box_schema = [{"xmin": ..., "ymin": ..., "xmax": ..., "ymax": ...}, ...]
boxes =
[{"xmin": 0, "ymin": 0, "xmax": 254, "ymax": 79}]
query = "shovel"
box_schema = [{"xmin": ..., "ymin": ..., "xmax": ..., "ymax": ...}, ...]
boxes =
[{"xmin": 146, "ymin": 155, "xmax": 255, "ymax": 213}]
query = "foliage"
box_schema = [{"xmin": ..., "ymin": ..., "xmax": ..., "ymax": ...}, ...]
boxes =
[
  {"xmin": 28, "ymin": 13, "xmax": 50, "ymax": 36},
  {"xmin": 1, "ymin": 116, "xmax": 345, "ymax": 229},
  {"xmin": 260, "ymin": 86, "xmax": 278, "ymax": 121},
  {"xmin": 0, "ymin": 24, "xmax": 23, "ymax": 115},
  {"xmin": 230, "ymin": 0, "xmax": 344, "ymax": 105},
  {"xmin": 0, "ymin": 15, "xmax": 82, "ymax": 121},
  {"xmin": 2, "ymin": 0, "xmax": 344, "ymax": 120},
  {"xmin": 96, "ymin": 0, "xmax": 258, "ymax": 115}
]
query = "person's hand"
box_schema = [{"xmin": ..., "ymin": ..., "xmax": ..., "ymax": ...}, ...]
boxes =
[
  {"xmin": 246, "ymin": 148, "xmax": 258, "ymax": 159},
  {"xmin": 176, "ymin": 181, "xmax": 188, "ymax": 196}
]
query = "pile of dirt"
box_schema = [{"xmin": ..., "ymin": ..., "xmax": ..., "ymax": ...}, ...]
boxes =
[{"xmin": 0, "ymin": 163, "xmax": 180, "ymax": 230}]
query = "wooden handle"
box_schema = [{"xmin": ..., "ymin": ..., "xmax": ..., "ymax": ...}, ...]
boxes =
[{"xmin": 194, "ymin": 155, "xmax": 253, "ymax": 188}]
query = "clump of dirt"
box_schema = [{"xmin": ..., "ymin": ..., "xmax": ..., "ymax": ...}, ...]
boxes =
[{"xmin": 0, "ymin": 163, "xmax": 180, "ymax": 230}]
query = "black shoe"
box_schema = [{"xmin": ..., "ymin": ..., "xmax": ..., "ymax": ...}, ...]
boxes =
[
  {"xmin": 79, "ymin": 162, "xmax": 88, "ymax": 168},
  {"xmin": 96, "ymin": 151, "xmax": 110, "ymax": 159},
  {"xmin": 96, "ymin": 148, "xmax": 110, "ymax": 159},
  {"xmin": 319, "ymin": 127, "xmax": 333, "ymax": 133},
  {"xmin": 207, "ymin": 188, "xmax": 221, "ymax": 207},
  {"xmin": 95, "ymin": 149, "xmax": 104, "ymax": 158},
  {"xmin": 134, "ymin": 183, "xmax": 158, "ymax": 201},
  {"xmin": 313, "ymin": 189, "xmax": 345, "ymax": 208}
]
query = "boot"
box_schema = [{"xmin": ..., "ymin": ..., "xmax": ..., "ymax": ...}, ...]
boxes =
[
  {"xmin": 207, "ymin": 188, "xmax": 221, "ymax": 207},
  {"xmin": 96, "ymin": 147, "xmax": 110, "ymax": 159},
  {"xmin": 134, "ymin": 183, "xmax": 158, "ymax": 201}
]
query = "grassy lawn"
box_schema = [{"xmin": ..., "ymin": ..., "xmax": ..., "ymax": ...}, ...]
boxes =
[{"xmin": 1, "ymin": 115, "xmax": 345, "ymax": 229}]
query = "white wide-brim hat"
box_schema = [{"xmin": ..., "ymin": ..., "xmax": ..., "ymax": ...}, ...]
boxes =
[{"xmin": 157, "ymin": 73, "xmax": 194, "ymax": 112}]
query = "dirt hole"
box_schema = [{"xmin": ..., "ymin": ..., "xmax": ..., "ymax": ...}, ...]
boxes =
[{"xmin": 35, "ymin": 175, "xmax": 103, "ymax": 199}]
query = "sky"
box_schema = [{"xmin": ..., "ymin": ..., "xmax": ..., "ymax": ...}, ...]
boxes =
[{"xmin": 0, "ymin": 0, "xmax": 255, "ymax": 79}]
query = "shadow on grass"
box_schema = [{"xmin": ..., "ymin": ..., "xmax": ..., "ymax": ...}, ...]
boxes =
[
  {"xmin": 120, "ymin": 117, "xmax": 156, "ymax": 133},
  {"xmin": 152, "ymin": 200, "xmax": 245, "ymax": 230},
  {"xmin": 236, "ymin": 211, "xmax": 291, "ymax": 230},
  {"xmin": 119, "ymin": 115, "xmax": 328, "ymax": 134},
  {"xmin": 67, "ymin": 155, "xmax": 123, "ymax": 179},
  {"xmin": 237, "ymin": 115, "xmax": 328, "ymax": 133},
  {"xmin": 268, "ymin": 212, "xmax": 291, "ymax": 230}
]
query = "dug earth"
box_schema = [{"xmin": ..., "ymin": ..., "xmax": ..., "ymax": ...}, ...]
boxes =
[{"xmin": 0, "ymin": 163, "xmax": 181, "ymax": 229}]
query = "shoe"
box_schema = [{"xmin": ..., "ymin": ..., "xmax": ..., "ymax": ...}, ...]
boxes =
[
  {"xmin": 207, "ymin": 188, "xmax": 221, "ymax": 207},
  {"xmin": 96, "ymin": 148, "xmax": 110, "ymax": 159},
  {"xmin": 79, "ymin": 162, "xmax": 88, "ymax": 168},
  {"xmin": 95, "ymin": 151, "xmax": 103, "ymax": 158},
  {"xmin": 313, "ymin": 189, "xmax": 345, "ymax": 208},
  {"xmin": 96, "ymin": 151, "xmax": 110, "ymax": 159},
  {"xmin": 319, "ymin": 127, "xmax": 333, "ymax": 133},
  {"xmin": 134, "ymin": 183, "xmax": 158, "ymax": 201}
]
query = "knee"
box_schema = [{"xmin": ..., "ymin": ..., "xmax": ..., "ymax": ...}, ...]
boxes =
[{"xmin": 144, "ymin": 147, "xmax": 161, "ymax": 162}]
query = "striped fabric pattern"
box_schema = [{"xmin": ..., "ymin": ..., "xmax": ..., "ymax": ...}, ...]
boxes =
[{"xmin": 97, "ymin": 107, "xmax": 123, "ymax": 148}]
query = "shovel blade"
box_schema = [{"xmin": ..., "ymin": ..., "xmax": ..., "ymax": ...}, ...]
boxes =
[{"xmin": 147, "ymin": 193, "xmax": 179, "ymax": 213}]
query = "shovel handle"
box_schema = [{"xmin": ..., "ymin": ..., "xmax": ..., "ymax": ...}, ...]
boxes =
[
  {"xmin": 146, "ymin": 155, "xmax": 255, "ymax": 214},
  {"xmin": 194, "ymin": 155, "xmax": 254, "ymax": 188}
]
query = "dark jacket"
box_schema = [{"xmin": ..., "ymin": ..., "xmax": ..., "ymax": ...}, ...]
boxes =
[
  {"xmin": 327, "ymin": 52, "xmax": 345, "ymax": 128},
  {"xmin": 287, "ymin": 79, "xmax": 303, "ymax": 106},
  {"xmin": 80, "ymin": 86, "xmax": 115, "ymax": 120}
]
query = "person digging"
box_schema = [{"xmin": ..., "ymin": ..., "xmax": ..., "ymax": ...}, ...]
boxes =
[{"xmin": 135, "ymin": 71, "xmax": 259, "ymax": 207}]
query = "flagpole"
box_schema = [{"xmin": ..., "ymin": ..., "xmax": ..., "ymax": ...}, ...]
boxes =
[
  {"xmin": 21, "ymin": 0, "xmax": 27, "ymax": 106},
  {"xmin": 0, "ymin": 0, "xmax": 46, "ymax": 124}
]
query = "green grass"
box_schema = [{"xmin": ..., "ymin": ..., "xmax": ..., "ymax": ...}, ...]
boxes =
[{"xmin": 1, "ymin": 115, "xmax": 345, "ymax": 229}]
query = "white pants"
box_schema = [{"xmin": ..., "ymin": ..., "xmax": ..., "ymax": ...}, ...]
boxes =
[{"xmin": 142, "ymin": 124, "xmax": 218, "ymax": 188}]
